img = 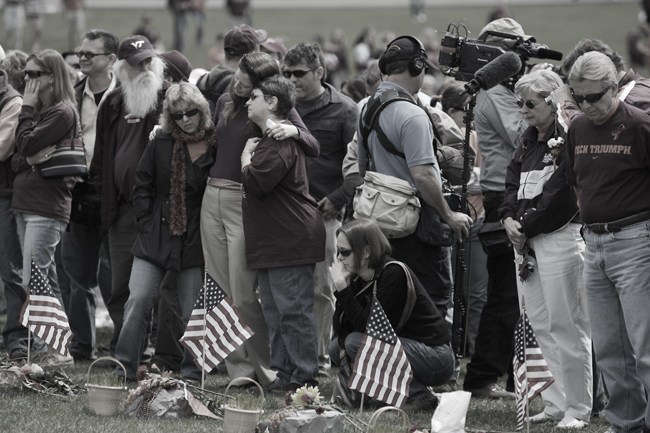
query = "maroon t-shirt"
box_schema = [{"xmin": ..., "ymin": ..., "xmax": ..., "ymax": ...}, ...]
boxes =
[
  {"xmin": 114, "ymin": 116, "xmax": 147, "ymax": 202},
  {"xmin": 566, "ymin": 102, "xmax": 650, "ymax": 224}
]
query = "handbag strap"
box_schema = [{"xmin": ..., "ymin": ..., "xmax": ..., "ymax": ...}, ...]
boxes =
[{"xmin": 383, "ymin": 261, "xmax": 417, "ymax": 334}]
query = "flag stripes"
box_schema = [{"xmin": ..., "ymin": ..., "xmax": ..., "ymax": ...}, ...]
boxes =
[
  {"xmin": 514, "ymin": 311, "xmax": 555, "ymax": 430},
  {"xmin": 19, "ymin": 259, "xmax": 73, "ymax": 357},
  {"xmin": 180, "ymin": 273, "xmax": 254, "ymax": 373},
  {"xmin": 348, "ymin": 296, "xmax": 412, "ymax": 408}
]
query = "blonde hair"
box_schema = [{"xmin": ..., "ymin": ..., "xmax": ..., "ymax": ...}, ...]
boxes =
[
  {"xmin": 26, "ymin": 49, "xmax": 76, "ymax": 115},
  {"xmin": 160, "ymin": 82, "xmax": 214, "ymax": 134}
]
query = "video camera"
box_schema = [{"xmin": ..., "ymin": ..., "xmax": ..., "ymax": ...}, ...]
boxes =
[{"xmin": 438, "ymin": 23, "xmax": 563, "ymax": 82}]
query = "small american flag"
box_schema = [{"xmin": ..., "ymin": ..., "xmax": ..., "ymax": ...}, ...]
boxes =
[
  {"xmin": 19, "ymin": 259, "xmax": 73, "ymax": 356},
  {"xmin": 348, "ymin": 296, "xmax": 413, "ymax": 408},
  {"xmin": 180, "ymin": 273, "xmax": 254, "ymax": 373},
  {"xmin": 514, "ymin": 311, "xmax": 555, "ymax": 430}
]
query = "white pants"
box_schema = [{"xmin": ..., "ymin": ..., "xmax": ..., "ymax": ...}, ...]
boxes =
[{"xmin": 516, "ymin": 222, "xmax": 593, "ymax": 421}]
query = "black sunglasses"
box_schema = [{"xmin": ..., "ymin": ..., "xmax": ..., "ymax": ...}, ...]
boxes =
[
  {"xmin": 516, "ymin": 99, "xmax": 542, "ymax": 110},
  {"xmin": 171, "ymin": 108, "xmax": 199, "ymax": 120},
  {"xmin": 336, "ymin": 247, "xmax": 353, "ymax": 258},
  {"xmin": 24, "ymin": 70, "xmax": 51, "ymax": 78},
  {"xmin": 75, "ymin": 51, "xmax": 112, "ymax": 59},
  {"xmin": 282, "ymin": 68, "xmax": 316, "ymax": 79},
  {"xmin": 570, "ymin": 86, "xmax": 610, "ymax": 104}
]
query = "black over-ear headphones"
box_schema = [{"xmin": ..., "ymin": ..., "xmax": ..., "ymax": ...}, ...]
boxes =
[{"xmin": 378, "ymin": 35, "xmax": 428, "ymax": 77}]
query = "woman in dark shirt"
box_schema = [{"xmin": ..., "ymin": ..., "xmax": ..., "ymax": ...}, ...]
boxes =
[
  {"xmin": 200, "ymin": 52, "xmax": 318, "ymax": 386},
  {"xmin": 329, "ymin": 219, "xmax": 453, "ymax": 412},
  {"xmin": 241, "ymin": 75, "xmax": 325, "ymax": 393},
  {"xmin": 12, "ymin": 50, "xmax": 77, "ymax": 339}
]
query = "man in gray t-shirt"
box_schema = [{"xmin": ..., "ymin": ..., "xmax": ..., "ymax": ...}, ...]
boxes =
[{"xmin": 357, "ymin": 36, "xmax": 471, "ymax": 318}]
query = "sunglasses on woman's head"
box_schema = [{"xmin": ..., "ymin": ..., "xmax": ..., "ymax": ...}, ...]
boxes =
[
  {"xmin": 336, "ymin": 247, "xmax": 353, "ymax": 257},
  {"xmin": 24, "ymin": 70, "xmax": 51, "ymax": 78},
  {"xmin": 570, "ymin": 86, "xmax": 611, "ymax": 104},
  {"xmin": 171, "ymin": 108, "xmax": 199, "ymax": 120}
]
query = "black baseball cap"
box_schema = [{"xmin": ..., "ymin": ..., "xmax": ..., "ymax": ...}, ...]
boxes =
[{"xmin": 117, "ymin": 35, "xmax": 157, "ymax": 66}]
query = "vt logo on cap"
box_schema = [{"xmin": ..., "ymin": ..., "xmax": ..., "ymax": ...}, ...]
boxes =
[{"xmin": 118, "ymin": 35, "xmax": 157, "ymax": 66}]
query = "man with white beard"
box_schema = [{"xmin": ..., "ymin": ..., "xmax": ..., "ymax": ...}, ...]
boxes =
[{"xmin": 91, "ymin": 35, "xmax": 169, "ymax": 360}]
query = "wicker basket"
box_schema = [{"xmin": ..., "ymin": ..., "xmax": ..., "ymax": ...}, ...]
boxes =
[
  {"xmin": 366, "ymin": 406, "xmax": 411, "ymax": 433},
  {"xmin": 223, "ymin": 377, "xmax": 265, "ymax": 433},
  {"xmin": 85, "ymin": 356, "xmax": 127, "ymax": 416}
]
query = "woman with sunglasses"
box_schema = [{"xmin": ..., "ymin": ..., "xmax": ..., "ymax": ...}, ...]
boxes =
[
  {"xmin": 328, "ymin": 219, "xmax": 452, "ymax": 412},
  {"xmin": 499, "ymin": 69, "xmax": 592, "ymax": 428},
  {"xmin": 112, "ymin": 82, "xmax": 214, "ymax": 382},
  {"xmin": 200, "ymin": 52, "xmax": 319, "ymax": 387},
  {"xmin": 241, "ymin": 75, "xmax": 325, "ymax": 393},
  {"xmin": 11, "ymin": 49, "xmax": 78, "ymax": 364}
]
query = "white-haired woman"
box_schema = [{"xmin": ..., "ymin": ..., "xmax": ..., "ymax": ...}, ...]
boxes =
[
  {"xmin": 499, "ymin": 69, "xmax": 592, "ymax": 428},
  {"xmin": 113, "ymin": 82, "xmax": 215, "ymax": 383}
]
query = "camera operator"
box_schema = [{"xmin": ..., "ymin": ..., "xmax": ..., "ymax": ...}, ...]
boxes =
[{"xmin": 461, "ymin": 17, "xmax": 529, "ymax": 399}]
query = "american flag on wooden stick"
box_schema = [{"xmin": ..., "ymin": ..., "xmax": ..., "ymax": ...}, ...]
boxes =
[
  {"xmin": 180, "ymin": 273, "xmax": 254, "ymax": 373},
  {"xmin": 19, "ymin": 259, "xmax": 73, "ymax": 356},
  {"xmin": 348, "ymin": 296, "xmax": 413, "ymax": 408},
  {"xmin": 514, "ymin": 311, "xmax": 555, "ymax": 430}
]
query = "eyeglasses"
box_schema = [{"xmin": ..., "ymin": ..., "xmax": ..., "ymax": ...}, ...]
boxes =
[
  {"xmin": 336, "ymin": 247, "xmax": 353, "ymax": 258},
  {"xmin": 516, "ymin": 99, "xmax": 543, "ymax": 109},
  {"xmin": 282, "ymin": 68, "xmax": 316, "ymax": 79},
  {"xmin": 249, "ymin": 92, "xmax": 269, "ymax": 101},
  {"xmin": 570, "ymin": 86, "xmax": 611, "ymax": 104},
  {"xmin": 171, "ymin": 108, "xmax": 199, "ymax": 120},
  {"xmin": 75, "ymin": 51, "xmax": 112, "ymax": 59},
  {"xmin": 24, "ymin": 70, "xmax": 51, "ymax": 79}
]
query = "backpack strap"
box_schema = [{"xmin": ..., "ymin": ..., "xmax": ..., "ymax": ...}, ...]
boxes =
[{"xmin": 359, "ymin": 89, "xmax": 416, "ymax": 166}]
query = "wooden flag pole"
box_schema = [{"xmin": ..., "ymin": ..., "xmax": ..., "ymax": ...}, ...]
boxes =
[
  {"xmin": 522, "ymin": 295, "xmax": 530, "ymax": 433},
  {"xmin": 201, "ymin": 262, "xmax": 208, "ymax": 390},
  {"xmin": 27, "ymin": 248, "xmax": 33, "ymax": 366}
]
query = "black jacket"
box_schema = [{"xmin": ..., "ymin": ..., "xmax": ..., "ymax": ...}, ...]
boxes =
[
  {"xmin": 131, "ymin": 130, "xmax": 215, "ymax": 271},
  {"xmin": 499, "ymin": 125, "xmax": 579, "ymax": 238},
  {"xmin": 91, "ymin": 82, "xmax": 170, "ymax": 233}
]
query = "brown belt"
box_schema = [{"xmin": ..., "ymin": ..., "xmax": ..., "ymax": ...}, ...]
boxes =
[
  {"xmin": 207, "ymin": 177, "xmax": 243, "ymax": 191},
  {"xmin": 585, "ymin": 210, "xmax": 650, "ymax": 234}
]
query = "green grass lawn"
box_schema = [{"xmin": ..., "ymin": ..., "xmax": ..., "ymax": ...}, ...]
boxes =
[
  {"xmin": 19, "ymin": 2, "xmax": 645, "ymax": 75},
  {"xmin": 0, "ymin": 317, "xmax": 611, "ymax": 433}
]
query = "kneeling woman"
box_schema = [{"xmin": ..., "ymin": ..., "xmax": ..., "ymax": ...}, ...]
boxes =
[
  {"xmin": 113, "ymin": 82, "xmax": 216, "ymax": 382},
  {"xmin": 329, "ymin": 219, "xmax": 453, "ymax": 411},
  {"xmin": 241, "ymin": 76, "xmax": 326, "ymax": 392}
]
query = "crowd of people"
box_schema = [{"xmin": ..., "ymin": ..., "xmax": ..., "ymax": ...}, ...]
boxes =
[{"xmin": 0, "ymin": 6, "xmax": 649, "ymax": 433}]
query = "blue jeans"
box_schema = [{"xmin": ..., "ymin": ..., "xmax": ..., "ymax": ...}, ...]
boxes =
[
  {"xmin": 114, "ymin": 257, "xmax": 202, "ymax": 380},
  {"xmin": 0, "ymin": 198, "xmax": 27, "ymax": 352},
  {"xmin": 584, "ymin": 220, "xmax": 650, "ymax": 433},
  {"xmin": 258, "ymin": 264, "xmax": 319, "ymax": 387},
  {"xmin": 15, "ymin": 212, "xmax": 66, "ymax": 302},
  {"xmin": 61, "ymin": 220, "xmax": 112, "ymax": 359},
  {"xmin": 329, "ymin": 333, "xmax": 455, "ymax": 399}
]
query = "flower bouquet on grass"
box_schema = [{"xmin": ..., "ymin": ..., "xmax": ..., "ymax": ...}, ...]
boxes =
[
  {"xmin": 0, "ymin": 360, "xmax": 83, "ymax": 399},
  {"xmin": 258, "ymin": 385, "xmax": 366, "ymax": 433}
]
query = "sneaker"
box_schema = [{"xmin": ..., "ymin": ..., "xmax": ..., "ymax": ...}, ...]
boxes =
[
  {"xmin": 557, "ymin": 415, "xmax": 588, "ymax": 429},
  {"xmin": 466, "ymin": 383, "xmax": 515, "ymax": 399},
  {"xmin": 530, "ymin": 411, "xmax": 556, "ymax": 423},
  {"xmin": 429, "ymin": 379, "xmax": 458, "ymax": 393},
  {"xmin": 264, "ymin": 380, "xmax": 300, "ymax": 395},
  {"xmin": 31, "ymin": 352, "xmax": 74, "ymax": 367},
  {"xmin": 9, "ymin": 348, "xmax": 28, "ymax": 360},
  {"xmin": 403, "ymin": 394, "xmax": 439, "ymax": 412},
  {"xmin": 317, "ymin": 367, "xmax": 329, "ymax": 378}
]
